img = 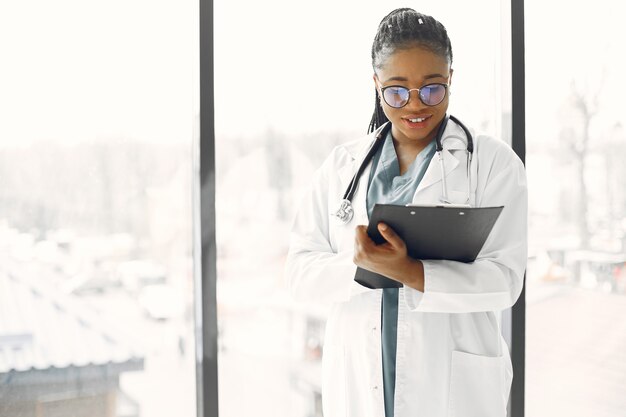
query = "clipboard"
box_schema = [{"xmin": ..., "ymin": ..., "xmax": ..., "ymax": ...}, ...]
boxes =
[{"xmin": 354, "ymin": 204, "xmax": 504, "ymax": 289}]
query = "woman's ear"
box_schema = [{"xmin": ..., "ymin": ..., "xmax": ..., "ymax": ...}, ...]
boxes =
[
  {"xmin": 373, "ymin": 73, "xmax": 383, "ymax": 104},
  {"xmin": 449, "ymin": 68, "xmax": 454, "ymax": 86}
]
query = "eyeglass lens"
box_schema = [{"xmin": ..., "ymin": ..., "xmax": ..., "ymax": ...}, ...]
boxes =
[{"xmin": 382, "ymin": 84, "xmax": 446, "ymax": 107}]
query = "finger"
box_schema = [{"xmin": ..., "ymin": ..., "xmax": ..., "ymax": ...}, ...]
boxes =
[
  {"xmin": 354, "ymin": 225, "xmax": 364, "ymax": 240},
  {"xmin": 355, "ymin": 225, "xmax": 372, "ymax": 243},
  {"xmin": 353, "ymin": 226, "xmax": 371, "ymax": 262},
  {"xmin": 377, "ymin": 222, "xmax": 405, "ymax": 250}
]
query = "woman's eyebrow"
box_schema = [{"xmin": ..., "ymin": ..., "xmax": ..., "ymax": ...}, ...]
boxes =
[{"xmin": 383, "ymin": 73, "xmax": 447, "ymax": 83}]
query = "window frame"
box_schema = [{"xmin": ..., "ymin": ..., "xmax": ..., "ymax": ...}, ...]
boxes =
[
  {"xmin": 196, "ymin": 1, "xmax": 526, "ymax": 416},
  {"xmin": 196, "ymin": 0, "xmax": 219, "ymax": 416},
  {"xmin": 509, "ymin": 0, "xmax": 526, "ymax": 416}
]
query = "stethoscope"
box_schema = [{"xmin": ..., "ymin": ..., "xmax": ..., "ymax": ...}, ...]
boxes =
[{"xmin": 332, "ymin": 114, "xmax": 474, "ymax": 225}]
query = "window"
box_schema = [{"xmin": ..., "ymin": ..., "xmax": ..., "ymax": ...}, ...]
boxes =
[
  {"xmin": 213, "ymin": 2, "xmax": 511, "ymax": 416},
  {"xmin": 0, "ymin": 2, "xmax": 197, "ymax": 416},
  {"xmin": 525, "ymin": 1, "xmax": 626, "ymax": 415}
]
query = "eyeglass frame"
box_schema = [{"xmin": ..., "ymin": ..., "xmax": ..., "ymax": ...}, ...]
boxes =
[{"xmin": 376, "ymin": 82, "xmax": 450, "ymax": 108}]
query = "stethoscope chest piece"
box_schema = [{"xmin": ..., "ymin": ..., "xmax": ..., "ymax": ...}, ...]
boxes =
[{"xmin": 332, "ymin": 199, "xmax": 354, "ymax": 224}]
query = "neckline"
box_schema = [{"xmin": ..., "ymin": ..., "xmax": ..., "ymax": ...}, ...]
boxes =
[{"xmin": 381, "ymin": 129, "xmax": 436, "ymax": 180}]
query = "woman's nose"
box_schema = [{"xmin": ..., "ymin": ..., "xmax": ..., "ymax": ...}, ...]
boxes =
[{"xmin": 405, "ymin": 90, "xmax": 427, "ymax": 111}]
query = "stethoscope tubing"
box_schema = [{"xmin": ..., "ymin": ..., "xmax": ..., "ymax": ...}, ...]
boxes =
[{"xmin": 334, "ymin": 114, "xmax": 474, "ymax": 224}]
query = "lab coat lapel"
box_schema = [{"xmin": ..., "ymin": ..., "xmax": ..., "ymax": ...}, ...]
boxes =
[
  {"xmin": 414, "ymin": 147, "xmax": 460, "ymax": 194},
  {"xmin": 352, "ymin": 154, "xmax": 374, "ymax": 225},
  {"xmin": 336, "ymin": 138, "xmax": 376, "ymax": 225},
  {"xmin": 336, "ymin": 123, "xmax": 388, "ymax": 225},
  {"xmin": 413, "ymin": 121, "xmax": 468, "ymax": 198}
]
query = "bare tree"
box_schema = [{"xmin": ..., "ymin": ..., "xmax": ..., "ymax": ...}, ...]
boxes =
[
  {"xmin": 557, "ymin": 78, "xmax": 602, "ymax": 249},
  {"xmin": 264, "ymin": 128, "xmax": 291, "ymax": 221}
]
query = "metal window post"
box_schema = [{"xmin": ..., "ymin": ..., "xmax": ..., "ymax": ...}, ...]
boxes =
[
  {"xmin": 510, "ymin": 0, "xmax": 526, "ymax": 416},
  {"xmin": 197, "ymin": 0, "xmax": 219, "ymax": 416}
]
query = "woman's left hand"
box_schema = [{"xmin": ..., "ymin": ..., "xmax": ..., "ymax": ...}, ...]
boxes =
[{"xmin": 353, "ymin": 222, "xmax": 424, "ymax": 291}]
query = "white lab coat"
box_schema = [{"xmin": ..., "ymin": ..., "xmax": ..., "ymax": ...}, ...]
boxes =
[{"xmin": 284, "ymin": 120, "xmax": 528, "ymax": 417}]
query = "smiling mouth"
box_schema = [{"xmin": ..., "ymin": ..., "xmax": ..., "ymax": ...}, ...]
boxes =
[{"xmin": 404, "ymin": 115, "xmax": 432, "ymax": 123}]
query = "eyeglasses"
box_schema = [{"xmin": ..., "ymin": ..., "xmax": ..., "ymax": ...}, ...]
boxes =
[{"xmin": 378, "ymin": 83, "xmax": 448, "ymax": 108}]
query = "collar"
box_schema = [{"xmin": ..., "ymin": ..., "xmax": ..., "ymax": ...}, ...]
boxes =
[
  {"xmin": 338, "ymin": 121, "xmax": 391, "ymax": 163},
  {"xmin": 336, "ymin": 119, "xmax": 472, "ymax": 186},
  {"xmin": 335, "ymin": 119, "xmax": 472, "ymax": 223}
]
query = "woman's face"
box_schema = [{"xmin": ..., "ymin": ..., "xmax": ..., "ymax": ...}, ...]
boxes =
[{"xmin": 373, "ymin": 45, "xmax": 452, "ymax": 146}]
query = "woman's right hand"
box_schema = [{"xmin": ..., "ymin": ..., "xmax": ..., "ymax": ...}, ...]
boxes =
[{"xmin": 353, "ymin": 223, "xmax": 425, "ymax": 291}]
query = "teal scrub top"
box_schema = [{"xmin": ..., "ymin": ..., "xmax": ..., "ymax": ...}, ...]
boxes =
[{"xmin": 365, "ymin": 127, "xmax": 436, "ymax": 417}]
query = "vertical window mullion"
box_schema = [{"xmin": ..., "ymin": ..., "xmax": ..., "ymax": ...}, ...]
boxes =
[
  {"xmin": 197, "ymin": 0, "xmax": 219, "ymax": 416},
  {"xmin": 510, "ymin": 0, "xmax": 526, "ymax": 416}
]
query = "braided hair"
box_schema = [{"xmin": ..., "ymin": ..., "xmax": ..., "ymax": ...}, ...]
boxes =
[{"xmin": 368, "ymin": 8, "xmax": 453, "ymax": 134}]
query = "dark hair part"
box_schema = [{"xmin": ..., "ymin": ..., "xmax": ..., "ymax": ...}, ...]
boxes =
[{"xmin": 368, "ymin": 8, "xmax": 453, "ymax": 134}]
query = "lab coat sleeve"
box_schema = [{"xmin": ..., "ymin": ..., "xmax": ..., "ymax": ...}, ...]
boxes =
[
  {"xmin": 404, "ymin": 149, "xmax": 528, "ymax": 313},
  {"xmin": 283, "ymin": 149, "xmax": 367, "ymax": 304}
]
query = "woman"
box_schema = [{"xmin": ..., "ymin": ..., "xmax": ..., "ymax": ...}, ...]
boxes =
[{"xmin": 284, "ymin": 8, "xmax": 527, "ymax": 417}]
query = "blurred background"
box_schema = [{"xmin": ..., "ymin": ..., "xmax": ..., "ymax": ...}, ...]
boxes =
[
  {"xmin": 0, "ymin": 1, "xmax": 196, "ymax": 416},
  {"xmin": 0, "ymin": 0, "xmax": 624, "ymax": 416}
]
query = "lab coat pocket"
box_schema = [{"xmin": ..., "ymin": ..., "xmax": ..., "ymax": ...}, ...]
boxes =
[
  {"xmin": 322, "ymin": 343, "xmax": 347, "ymax": 417},
  {"xmin": 448, "ymin": 350, "xmax": 507, "ymax": 417}
]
